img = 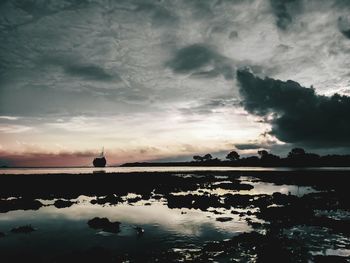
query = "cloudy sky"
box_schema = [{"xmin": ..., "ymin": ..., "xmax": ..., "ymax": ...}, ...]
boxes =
[{"xmin": 1, "ymin": 0, "xmax": 350, "ymax": 167}]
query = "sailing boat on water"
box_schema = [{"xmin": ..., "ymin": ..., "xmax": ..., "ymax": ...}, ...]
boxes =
[{"xmin": 93, "ymin": 147, "xmax": 107, "ymax": 167}]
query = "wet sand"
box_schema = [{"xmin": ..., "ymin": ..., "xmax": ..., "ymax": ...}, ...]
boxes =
[{"xmin": 0, "ymin": 170, "xmax": 349, "ymax": 262}]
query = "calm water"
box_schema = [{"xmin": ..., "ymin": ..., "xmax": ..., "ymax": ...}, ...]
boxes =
[
  {"xmin": 1, "ymin": 166, "xmax": 350, "ymax": 175},
  {"xmin": 0, "ymin": 169, "xmax": 348, "ymax": 260},
  {"xmin": 0, "ymin": 196, "xmax": 250, "ymax": 258}
]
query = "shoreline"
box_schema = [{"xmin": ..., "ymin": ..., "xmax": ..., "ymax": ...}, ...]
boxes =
[
  {"xmin": 1, "ymin": 166, "xmax": 350, "ymax": 176},
  {"xmin": 0, "ymin": 169, "xmax": 348, "ymax": 197}
]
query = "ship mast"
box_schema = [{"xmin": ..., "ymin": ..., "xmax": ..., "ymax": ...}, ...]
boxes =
[{"xmin": 101, "ymin": 146, "xmax": 104, "ymax": 157}]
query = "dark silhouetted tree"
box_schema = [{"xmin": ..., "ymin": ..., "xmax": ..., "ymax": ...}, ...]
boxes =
[
  {"xmin": 288, "ymin": 148, "xmax": 306, "ymax": 158},
  {"xmin": 258, "ymin": 150, "xmax": 280, "ymax": 164},
  {"xmin": 193, "ymin": 155, "xmax": 203, "ymax": 162},
  {"xmin": 258, "ymin": 150, "xmax": 268, "ymax": 159},
  {"xmin": 203, "ymin": 154, "xmax": 213, "ymax": 161},
  {"xmin": 226, "ymin": 151, "xmax": 240, "ymax": 161}
]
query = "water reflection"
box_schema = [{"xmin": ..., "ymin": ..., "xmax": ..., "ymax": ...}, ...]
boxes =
[
  {"xmin": 238, "ymin": 176, "xmax": 317, "ymax": 196},
  {"xmin": 0, "ymin": 199, "xmax": 250, "ymax": 235},
  {"xmin": 172, "ymin": 176, "xmax": 317, "ymax": 197},
  {"xmin": 0, "ymin": 170, "xmax": 348, "ymax": 262},
  {"xmin": 0, "ymin": 196, "xmax": 250, "ymax": 259},
  {"xmin": 92, "ymin": 170, "xmax": 106, "ymax": 174}
]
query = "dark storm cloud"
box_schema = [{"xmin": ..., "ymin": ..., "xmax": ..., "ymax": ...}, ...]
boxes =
[
  {"xmin": 134, "ymin": 2, "xmax": 178, "ymax": 27},
  {"xmin": 270, "ymin": 0, "xmax": 301, "ymax": 30},
  {"xmin": 185, "ymin": 0, "xmax": 215, "ymax": 19},
  {"xmin": 167, "ymin": 44, "xmax": 216, "ymax": 72},
  {"xmin": 40, "ymin": 55, "xmax": 119, "ymax": 82},
  {"xmin": 166, "ymin": 44, "xmax": 234, "ymax": 80},
  {"xmin": 338, "ymin": 16, "xmax": 350, "ymax": 39},
  {"xmin": 333, "ymin": 0, "xmax": 350, "ymax": 8},
  {"xmin": 64, "ymin": 64, "xmax": 114, "ymax": 82},
  {"xmin": 237, "ymin": 69, "xmax": 350, "ymax": 147},
  {"xmin": 0, "ymin": 0, "xmax": 89, "ymax": 31}
]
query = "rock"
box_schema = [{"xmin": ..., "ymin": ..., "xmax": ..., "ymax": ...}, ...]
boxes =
[
  {"xmin": 87, "ymin": 217, "xmax": 120, "ymax": 233},
  {"xmin": 212, "ymin": 210, "xmax": 224, "ymax": 215},
  {"xmin": 153, "ymin": 194, "xmax": 163, "ymax": 200},
  {"xmin": 313, "ymin": 255, "xmax": 349, "ymax": 263},
  {"xmin": 11, "ymin": 225, "xmax": 35, "ymax": 234},
  {"xmin": 166, "ymin": 194, "xmax": 223, "ymax": 211},
  {"xmin": 272, "ymin": 192, "xmax": 299, "ymax": 206},
  {"xmin": 216, "ymin": 217, "xmax": 233, "ymax": 222},
  {"xmin": 127, "ymin": 196, "xmax": 142, "ymax": 203},
  {"xmin": 247, "ymin": 221, "xmax": 263, "ymax": 228},
  {"xmin": 224, "ymin": 194, "xmax": 253, "ymax": 208},
  {"xmin": 135, "ymin": 226, "xmax": 144, "ymax": 236},
  {"xmin": 311, "ymin": 216, "xmax": 350, "ymax": 235},
  {"xmin": 0, "ymin": 198, "xmax": 42, "ymax": 213},
  {"xmin": 90, "ymin": 195, "xmax": 121, "ymax": 205},
  {"xmin": 214, "ymin": 181, "xmax": 254, "ymax": 191},
  {"xmin": 258, "ymin": 204, "xmax": 314, "ymax": 226},
  {"xmin": 54, "ymin": 199, "xmax": 75, "ymax": 208},
  {"xmin": 203, "ymin": 231, "xmax": 309, "ymax": 262}
]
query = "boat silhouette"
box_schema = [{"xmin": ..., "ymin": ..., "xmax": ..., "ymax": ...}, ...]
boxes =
[{"xmin": 93, "ymin": 147, "xmax": 106, "ymax": 167}]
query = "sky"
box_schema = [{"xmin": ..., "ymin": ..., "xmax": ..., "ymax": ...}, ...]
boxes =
[{"xmin": 0, "ymin": 0, "xmax": 350, "ymax": 167}]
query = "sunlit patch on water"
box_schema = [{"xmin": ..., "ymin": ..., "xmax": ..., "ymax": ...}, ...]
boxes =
[
  {"xmin": 238, "ymin": 176, "xmax": 317, "ymax": 196},
  {"xmin": 171, "ymin": 175, "xmax": 317, "ymax": 197}
]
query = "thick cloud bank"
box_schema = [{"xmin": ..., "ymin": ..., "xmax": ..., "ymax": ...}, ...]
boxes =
[
  {"xmin": 237, "ymin": 70, "xmax": 350, "ymax": 147},
  {"xmin": 269, "ymin": 0, "xmax": 301, "ymax": 30},
  {"xmin": 166, "ymin": 44, "xmax": 234, "ymax": 80}
]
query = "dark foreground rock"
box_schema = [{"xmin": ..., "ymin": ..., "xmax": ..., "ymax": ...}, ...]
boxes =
[
  {"xmin": 216, "ymin": 217, "xmax": 233, "ymax": 222},
  {"xmin": 11, "ymin": 225, "xmax": 35, "ymax": 234},
  {"xmin": 54, "ymin": 199, "xmax": 75, "ymax": 208},
  {"xmin": 135, "ymin": 226, "xmax": 144, "ymax": 236},
  {"xmin": 166, "ymin": 194, "xmax": 224, "ymax": 211},
  {"xmin": 200, "ymin": 231, "xmax": 310, "ymax": 262},
  {"xmin": 90, "ymin": 194, "xmax": 122, "ymax": 205},
  {"xmin": 0, "ymin": 198, "xmax": 42, "ymax": 213},
  {"xmin": 258, "ymin": 204, "xmax": 314, "ymax": 225},
  {"xmin": 87, "ymin": 217, "xmax": 121, "ymax": 233},
  {"xmin": 313, "ymin": 255, "xmax": 349, "ymax": 263},
  {"xmin": 213, "ymin": 181, "xmax": 254, "ymax": 191},
  {"xmin": 311, "ymin": 216, "xmax": 350, "ymax": 235}
]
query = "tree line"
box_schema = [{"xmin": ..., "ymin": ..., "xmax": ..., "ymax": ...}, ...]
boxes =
[{"xmin": 192, "ymin": 148, "xmax": 350, "ymax": 167}]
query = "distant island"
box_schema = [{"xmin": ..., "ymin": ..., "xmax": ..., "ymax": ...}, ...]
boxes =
[{"xmin": 121, "ymin": 148, "xmax": 350, "ymax": 167}]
